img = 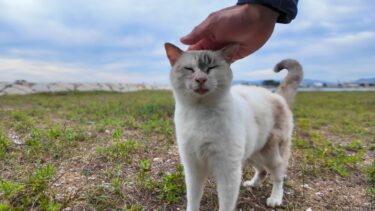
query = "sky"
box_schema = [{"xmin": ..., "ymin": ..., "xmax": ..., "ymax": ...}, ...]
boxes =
[{"xmin": 0, "ymin": 0, "xmax": 374, "ymax": 84}]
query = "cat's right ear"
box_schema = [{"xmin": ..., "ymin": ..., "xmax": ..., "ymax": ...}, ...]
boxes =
[
  {"xmin": 220, "ymin": 44, "xmax": 240, "ymax": 64},
  {"xmin": 164, "ymin": 43, "xmax": 183, "ymax": 66}
]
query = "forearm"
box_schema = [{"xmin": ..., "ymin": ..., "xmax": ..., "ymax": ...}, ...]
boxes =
[{"xmin": 237, "ymin": 0, "xmax": 298, "ymax": 23}]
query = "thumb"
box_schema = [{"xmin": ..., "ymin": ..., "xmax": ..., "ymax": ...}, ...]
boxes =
[{"xmin": 180, "ymin": 23, "xmax": 208, "ymax": 45}]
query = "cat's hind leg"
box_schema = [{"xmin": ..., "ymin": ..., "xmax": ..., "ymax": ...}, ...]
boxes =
[
  {"xmin": 243, "ymin": 164, "xmax": 267, "ymax": 188},
  {"xmin": 266, "ymin": 162, "xmax": 286, "ymax": 208},
  {"xmin": 261, "ymin": 135, "xmax": 290, "ymax": 208}
]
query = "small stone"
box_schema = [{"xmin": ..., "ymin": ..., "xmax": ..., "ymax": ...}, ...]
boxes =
[
  {"xmin": 88, "ymin": 176, "xmax": 96, "ymax": 180},
  {"xmin": 153, "ymin": 157, "xmax": 162, "ymax": 163},
  {"xmin": 105, "ymin": 129, "xmax": 111, "ymax": 134},
  {"xmin": 315, "ymin": 191, "xmax": 324, "ymax": 197},
  {"xmin": 301, "ymin": 184, "xmax": 311, "ymax": 189},
  {"xmin": 62, "ymin": 207, "xmax": 72, "ymax": 211},
  {"xmin": 306, "ymin": 208, "xmax": 312, "ymax": 211},
  {"xmin": 54, "ymin": 183, "xmax": 62, "ymax": 187},
  {"xmin": 9, "ymin": 133, "xmax": 24, "ymax": 145}
]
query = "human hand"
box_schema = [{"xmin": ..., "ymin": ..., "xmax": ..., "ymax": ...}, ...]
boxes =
[{"xmin": 180, "ymin": 4, "xmax": 278, "ymax": 61}]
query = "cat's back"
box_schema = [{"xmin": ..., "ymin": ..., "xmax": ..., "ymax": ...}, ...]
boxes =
[
  {"xmin": 230, "ymin": 84, "xmax": 292, "ymax": 133},
  {"xmin": 231, "ymin": 85, "xmax": 276, "ymax": 110}
]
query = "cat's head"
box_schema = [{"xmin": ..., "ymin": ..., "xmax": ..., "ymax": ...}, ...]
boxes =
[{"xmin": 164, "ymin": 43, "xmax": 238, "ymax": 100}]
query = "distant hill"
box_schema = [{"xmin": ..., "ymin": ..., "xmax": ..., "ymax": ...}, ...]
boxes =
[
  {"xmin": 301, "ymin": 79, "xmax": 336, "ymax": 86},
  {"xmin": 232, "ymin": 80, "xmax": 262, "ymax": 85},
  {"xmin": 233, "ymin": 77, "xmax": 375, "ymax": 86},
  {"xmin": 233, "ymin": 79, "xmax": 336, "ymax": 86},
  {"xmin": 355, "ymin": 77, "xmax": 375, "ymax": 84}
]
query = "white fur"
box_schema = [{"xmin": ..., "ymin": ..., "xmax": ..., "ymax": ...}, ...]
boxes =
[
  {"xmin": 173, "ymin": 84, "xmax": 293, "ymax": 210},
  {"xmin": 166, "ymin": 47, "xmax": 297, "ymax": 210}
]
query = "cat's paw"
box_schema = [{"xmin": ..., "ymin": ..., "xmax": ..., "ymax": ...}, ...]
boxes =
[
  {"xmin": 243, "ymin": 179, "xmax": 261, "ymax": 188},
  {"xmin": 266, "ymin": 197, "xmax": 282, "ymax": 208}
]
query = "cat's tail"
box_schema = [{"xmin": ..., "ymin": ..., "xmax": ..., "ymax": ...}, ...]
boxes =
[{"xmin": 274, "ymin": 59, "xmax": 303, "ymax": 108}]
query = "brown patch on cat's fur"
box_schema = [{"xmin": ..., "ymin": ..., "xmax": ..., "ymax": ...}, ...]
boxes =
[
  {"xmin": 271, "ymin": 98, "xmax": 291, "ymax": 163},
  {"xmin": 259, "ymin": 98, "xmax": 291, "ymax": 164}
]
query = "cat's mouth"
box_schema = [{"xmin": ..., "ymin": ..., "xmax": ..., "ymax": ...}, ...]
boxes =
[{"xmin": 194, "ymin": 87, "xmax": 209, "ymax": 95}]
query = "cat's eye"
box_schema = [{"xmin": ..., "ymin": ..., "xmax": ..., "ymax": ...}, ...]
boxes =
[
  {"xmin": 207, "ymin": 65, "xmax": 218, "ymax": 73},
  {"xmin": 184, "ymin": 67, "xmax": 194, "ymax": 72}
]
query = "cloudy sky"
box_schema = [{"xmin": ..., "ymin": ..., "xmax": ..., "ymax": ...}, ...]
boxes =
[{"xmin": 0, "ymin": 0, "xmax": 374, "ymax": 84}]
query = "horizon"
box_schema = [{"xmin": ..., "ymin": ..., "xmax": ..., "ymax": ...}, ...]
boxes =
[
  {"xmin": 2, "ymin": 76, "xmax": 375, "ymax": 85},
  {"xmin": 0, "ymin": 0, "xmax": 374, "ymax": 83}
]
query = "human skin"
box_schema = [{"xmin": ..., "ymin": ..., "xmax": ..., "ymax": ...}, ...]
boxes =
[{"xmin": 180, "ymin": 4, "xmax": 279, "ymax": 62}]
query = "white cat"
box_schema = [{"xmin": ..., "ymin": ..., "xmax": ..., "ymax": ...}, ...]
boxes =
[{"xmin": 164, "ymin": 43, "xmax": 303, "ymax": 210}]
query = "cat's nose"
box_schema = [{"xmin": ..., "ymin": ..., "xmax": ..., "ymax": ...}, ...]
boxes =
[{"xmin": 195, "ymin": 77, "xmax": 207, "ymax": 84}]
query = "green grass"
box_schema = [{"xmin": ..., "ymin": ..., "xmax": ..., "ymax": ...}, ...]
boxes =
[
  {"xmin": 293, "ymin": 92, "xmax": 374, "ymax": 178},
  {"xmin": 0, "ymin": 91, "xmax": 374, "ymax": 209}
]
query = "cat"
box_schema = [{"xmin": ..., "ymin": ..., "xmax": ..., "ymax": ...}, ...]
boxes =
[{"xmin": 164, "ymin": 42, "xmax": 303, "ymax": 210}]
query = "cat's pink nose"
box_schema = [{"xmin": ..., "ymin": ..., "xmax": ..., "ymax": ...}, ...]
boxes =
[{"xmin": 195, "ymin": 77, "xmax": 207, "ymax": 84}]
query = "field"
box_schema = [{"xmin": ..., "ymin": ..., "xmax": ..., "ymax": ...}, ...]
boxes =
[{"xmin": 0, "ymin": 91, "xmax": 374, "ymax": 210}]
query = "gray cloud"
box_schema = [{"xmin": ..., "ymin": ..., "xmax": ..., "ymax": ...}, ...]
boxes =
[{"xmin": 0, "ymin": 0, "xmax": 373, "ymax": 83}]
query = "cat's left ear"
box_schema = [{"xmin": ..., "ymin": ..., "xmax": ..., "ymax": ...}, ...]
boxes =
[
  {"xmin": 164, "ymin": 43, "xmax": 183, "ymax": 66},
  {"xmin": 220, "ymin": 44, "xmax": 240, "ymax": 64}
]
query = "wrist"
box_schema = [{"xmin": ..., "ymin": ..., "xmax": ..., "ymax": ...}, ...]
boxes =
[{"xmin": 240, "ymin": 4, "xmax": 278, "ymax": 23}]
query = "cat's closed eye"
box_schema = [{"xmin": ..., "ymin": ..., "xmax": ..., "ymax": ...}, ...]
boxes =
[
  {"xmin": 207, "ymin": 65, "xmax": 218, "ymax": 73},
  {"xmin": 184, "ymin": 67, "xmax": 194, "ymax": 72}
]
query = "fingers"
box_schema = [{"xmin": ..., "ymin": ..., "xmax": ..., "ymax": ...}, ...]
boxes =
[
  {"xmin": 187, "ymin": 39, "xmax": 226, "ymax": 51},
  {"xmin": 180, "ymin": 10, "xmax": 217, "ymax": 45},
  {"xmin": 180, "ymin": 23, "xmax": 208, "ymax": 45}
]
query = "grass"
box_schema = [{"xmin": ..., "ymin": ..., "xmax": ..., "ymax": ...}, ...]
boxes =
[{"xmin": 0, "ymin": 90, "xmax": 374, "ymax": 210}]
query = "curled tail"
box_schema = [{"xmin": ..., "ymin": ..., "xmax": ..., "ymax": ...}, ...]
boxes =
[{"xmin": 274, "ymin": 59, "xmax": 303, "ymax": 108}]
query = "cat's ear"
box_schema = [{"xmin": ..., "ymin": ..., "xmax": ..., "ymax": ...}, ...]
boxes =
[
  {"xmin": 164, "ymin": 43, "xmax": 184, "ymax": 66},
  {"xmin": 220, "ymin": 44, "xmax": 239, "ymax": 64}
]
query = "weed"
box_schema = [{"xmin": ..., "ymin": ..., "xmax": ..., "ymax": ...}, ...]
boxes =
[
  {"xmin": 10, "ymin": 111, "xmax": 27, "ymax": 122},
  {"xmin": 0, "ymin": 164, "xmax": 60, "ymax": 210},
  {"xmin": 124, "ymin": 115, "xmax": 138, "ymax": 129},
  {"xmin": 135, "ymin": 161, "xmax": 185, "ymax": 204},
  {"xmin": 156, "ymin": 164, "xmax": 186, "ymax": 203},
  {"xmin": 136, "ymin": 160, "xmax": 153, "ymax": 189},
  {"xmin": 141, "ymin": 118, "xmax": 173, "ymax": 141},
  {"xmin": 0, "ymin": 203, "xmax": 11, "ymax": 211},
  {"xmin": 25, "ymin": 128, "xmax": 43, "ymax": 156},
  {"xmin": 47, "ymin": 126, "xmax": 63, "ymax": 139},
  {"xmin": 113, "ymin": 128, "xmax": 123, "ymax": 140},
  {"xmin": 29, "ymin": 164, "xmax": 56, "ymax": 192},
  {"xmin": 0, "ymin": 132, "xmax": 10, "ymax": 159},
  {"xmin": 123, "ymin": 204, "xmax": 143, "ymax": 211},
  {"xmin": 0, "ymin": 180, "xmax": 25, "ymax": 200},
  {"xmin": 96, "ymin": 139, "xmax": 141, "ymax": 162}
]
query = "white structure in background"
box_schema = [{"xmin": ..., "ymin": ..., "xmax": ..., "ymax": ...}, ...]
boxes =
[{"xmin": 0, "ymin": 80, "xmax": 169, "ymax": 95}]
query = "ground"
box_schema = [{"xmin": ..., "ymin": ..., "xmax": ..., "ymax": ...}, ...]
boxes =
[{"xmin": 0, "ymin": 91, "xmax": 374, "ymax": 210}]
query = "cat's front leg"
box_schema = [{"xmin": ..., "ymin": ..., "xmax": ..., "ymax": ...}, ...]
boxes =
[
  {"xmin": 211, "ymin": 158, "xmax": 242, "ymax": 211},
  {"xmin": 182, "ymin": 154, "xmax": 208, "ymax": 211}
]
